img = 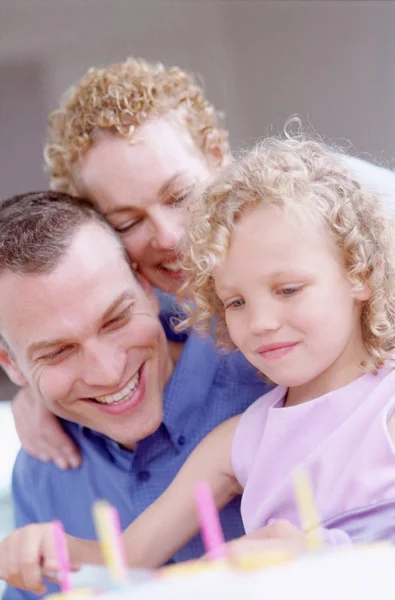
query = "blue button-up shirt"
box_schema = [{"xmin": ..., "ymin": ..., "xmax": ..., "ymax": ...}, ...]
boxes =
[{"xmin": 4, "ymin": 321, "xmax": 270, "ymax": 600}]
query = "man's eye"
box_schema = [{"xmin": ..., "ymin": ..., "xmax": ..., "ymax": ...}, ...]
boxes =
[
  {"xmin": 40, "ymin": 348, "xmax": 68, "ymax": 362},
  {"xmin": 103, "ymin": 308, "xmax": 131, "ymax": 330}
]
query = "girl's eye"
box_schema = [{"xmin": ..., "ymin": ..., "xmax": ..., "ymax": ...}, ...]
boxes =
[
  {"xmin": 278, "ymin": 286, "xmax": 302, "ymax": 297},
  {"xmin": 225, "ymin": 298, "xmax": 245, "ymax": 310}
]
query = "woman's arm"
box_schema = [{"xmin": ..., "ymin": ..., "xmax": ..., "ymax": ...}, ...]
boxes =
[{"xmin": 12, "ymin": 386, "xmax": 81, "ymax": 469}]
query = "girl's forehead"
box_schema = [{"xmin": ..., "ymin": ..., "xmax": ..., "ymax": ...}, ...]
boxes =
[{"xmin": 215, "ymin": 204, "xmax": 343, "ymax": 281}]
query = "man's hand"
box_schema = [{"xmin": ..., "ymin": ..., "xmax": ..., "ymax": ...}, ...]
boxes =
[{"xmin": 12, "ymin": 387, "xmax": 81, "ymax": 470}]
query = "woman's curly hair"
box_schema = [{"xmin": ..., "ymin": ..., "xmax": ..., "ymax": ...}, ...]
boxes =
[
  {"xmin": 44, "ymin": 58, "xmax": 229, "ymax": 195},
  {"xmin": 180, "ymin": 135, "xmax": 395, "ymax": 373}
]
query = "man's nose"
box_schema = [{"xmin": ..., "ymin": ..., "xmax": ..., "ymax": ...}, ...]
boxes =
[{"xmin": 81, "ymin": 343, "xmax": 125, "ymax": 389}]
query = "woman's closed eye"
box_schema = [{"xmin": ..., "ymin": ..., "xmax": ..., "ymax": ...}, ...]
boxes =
[
  {"xmin": 114, "ymin": 218, "xmax": 143, "ymax": 234},
  {"xmin": 165, "ymin": 187, "xmax": 195, "ymax": 207}
]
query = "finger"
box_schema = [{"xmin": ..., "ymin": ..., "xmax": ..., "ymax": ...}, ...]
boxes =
[
  {"xmin": 17, "ymin": 525, "xmax": 50, "ymax": 593},
  {"xmin": 18, "ymin": 439, "xmax": 52, "ymax": 462},
  {"xmin": 247, "ymin": 520, "xmax": 299, "ymax": 541},
  {"xmin": 42, "ymin": 424, "xmax": 81, "ymax": 469},
  {"xmin": 4, "ymin": 529, "xmax": 45, "ymax": 593},
  {"xmin": 22, "ymin": 437, "xmax": 69, "ymax": 469}
]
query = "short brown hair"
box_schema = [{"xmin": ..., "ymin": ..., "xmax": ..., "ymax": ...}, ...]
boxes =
[
  {"xmin": 44, "ymin": 58, "xmax": 230, "ymax": 195},
  {"xmin": 0, "ymin": 190, "xmax": 125, "ymax": 275}
]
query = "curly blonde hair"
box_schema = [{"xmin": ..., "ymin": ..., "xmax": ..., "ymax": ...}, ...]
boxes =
[
  {"xmin": 181, "ymin": 135, "xmax": 395, "ymax": 372},
  {"xmin": 44, "ymin": 58, "xmax": 229, "ymax": 195}
]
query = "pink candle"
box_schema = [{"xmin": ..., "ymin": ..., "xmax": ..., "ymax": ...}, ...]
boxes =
[
  {"xmin": 194, "ymin": 481, "xmax": 226, "ymax": 560},
  {"xmin": 52, "ymin": 520, "xmax": 72, "ymax": 592}
]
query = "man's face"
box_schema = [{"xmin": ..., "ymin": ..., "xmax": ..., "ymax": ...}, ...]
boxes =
[{"xmin": 0, "ymin": 223, "xmax": 173, "ymax": 449}]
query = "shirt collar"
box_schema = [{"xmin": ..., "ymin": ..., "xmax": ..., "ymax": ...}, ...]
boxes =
[
  {"xmin": 162, "ymin": 330, "xmax": 221, "ymax": 450},
  {"xmin": 71, "ymin": 310, "xmax": 218, "ymax": 455}
]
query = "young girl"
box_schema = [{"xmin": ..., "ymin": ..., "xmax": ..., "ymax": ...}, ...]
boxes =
[{"xmin": 3, "ymin": 136, "xmax": 395, "ymax": 593}]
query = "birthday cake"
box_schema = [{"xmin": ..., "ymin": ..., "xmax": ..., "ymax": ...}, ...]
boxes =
[
  {"xmin": 45, "ymin": 481, "xmax": 395, "ymax": 600},
  {"xmin": 50, "ymin": 543, "xmax": 395, "ymax": 600}
]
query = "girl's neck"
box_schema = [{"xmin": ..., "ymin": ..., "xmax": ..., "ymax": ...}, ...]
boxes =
[{"xmin": 285, "ymin": 346, "xmax": 371, "ymax": 407}]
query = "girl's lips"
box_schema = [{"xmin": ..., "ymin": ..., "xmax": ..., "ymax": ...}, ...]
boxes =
[{"xmin": 257, "ymin": 342, "xmax": 299, "ymax": 361}]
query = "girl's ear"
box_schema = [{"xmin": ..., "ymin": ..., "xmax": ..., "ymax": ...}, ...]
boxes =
[
  {"xmin": 0, "ymin": 346, "xmax": 27, "ymax": 387},
  {"xmin": 353, "ymin": 282, "xmax": 371, "ymax": 302}
]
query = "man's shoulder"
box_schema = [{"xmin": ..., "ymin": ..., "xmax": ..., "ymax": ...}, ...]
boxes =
[{"xmin": 13, "ymin": 447, "xmax": 60, "ymax": 489}]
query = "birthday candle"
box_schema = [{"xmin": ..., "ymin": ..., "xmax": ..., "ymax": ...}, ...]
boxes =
[
  {"xmin": 93, "ymin": 500, "xmax": 128, "ymax": 585},
  {"xmin": 293, "ymin": 468, "xmax": 323, "ymax": 550},
  {"xmin": 194, "ymin": 481, "xmax": 226, "ymax": 560},
  {"xmin": 52, "ymin": 520, "xmax": 72, "ymax": 592}
]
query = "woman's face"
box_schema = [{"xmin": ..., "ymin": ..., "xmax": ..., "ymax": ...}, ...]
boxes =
[{"xmin": 79, "ymin": 118, "xmax": 219, "ymax": 293}]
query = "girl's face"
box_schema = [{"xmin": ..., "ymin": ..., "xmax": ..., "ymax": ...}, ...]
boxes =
[
  {"xmin": 214, "ymin": 204, "xmax": 370, "ymax": 403},
  {"xmin": 79, "ymin": 118, "xmax": 219, "ymax": 294}
]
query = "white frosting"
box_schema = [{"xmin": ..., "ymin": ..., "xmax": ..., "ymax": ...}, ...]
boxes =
[{"xmin": 89, "ymin": 544, "xmax": 395, "ymax": 600}]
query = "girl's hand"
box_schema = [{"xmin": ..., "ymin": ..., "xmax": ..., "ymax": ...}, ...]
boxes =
[
  {"xmin": 12, "ymin": 387, "xmax": 81, "ymax": 470},
  {"xmin": 225, "ymin": 520, "xmax": 308, "ymax": 559},
  {"xmin": 0, "ymin": 523, "xmax": 79, "ymax": 594}
]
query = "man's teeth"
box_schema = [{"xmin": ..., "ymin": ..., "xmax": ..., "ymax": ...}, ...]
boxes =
[
  {"xmin": 94, "ymin": 371, "xmax": 140, "ymax": 405},
  {"xmin": 162, "ymin": 261, "xmax": 183, "ymax": 272}
]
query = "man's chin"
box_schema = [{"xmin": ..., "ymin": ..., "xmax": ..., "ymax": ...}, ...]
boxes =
[{"xmin": 108, "ymin": 407, "xmax": 164, "ymax": 450}]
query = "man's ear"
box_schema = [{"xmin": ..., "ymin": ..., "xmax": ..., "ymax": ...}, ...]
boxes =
[
  {"xmin": 0, "ymin": 346, "xmax": 27, "ymax": 387},
  {"xmin": 136, "ymin": 273, "xmax": 160, "ymax": 314}
]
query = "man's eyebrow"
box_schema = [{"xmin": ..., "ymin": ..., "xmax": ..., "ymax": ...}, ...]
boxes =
[
  {"xmin": 27, "ymin": 337, "xmax": 74, "ymax": 359},
  {"xmin": 101, "ymin": 291, "xmax": 136, "ymax": 322},
  {"xmin": 27, "ymin": 291, "xmax": 136, "ymax": 359}
]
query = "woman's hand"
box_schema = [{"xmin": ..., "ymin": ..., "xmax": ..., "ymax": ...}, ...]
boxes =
[{"xmin": 12, "ymin": 387, "xmax": 81, "ymax": 470}]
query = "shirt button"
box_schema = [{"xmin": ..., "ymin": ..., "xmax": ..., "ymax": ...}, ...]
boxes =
[
  {"xmin": 138, "ymin": 470, "xmax": 151, "ymax": 482},
  {"xmin": 178, "ymin": 435, "xmax": 186, "ymax": 446}
]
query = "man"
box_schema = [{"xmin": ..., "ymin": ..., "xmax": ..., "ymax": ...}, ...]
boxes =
[{"xmin": 0, "ymin": 191, "xmax": 269, "ymax": 599}]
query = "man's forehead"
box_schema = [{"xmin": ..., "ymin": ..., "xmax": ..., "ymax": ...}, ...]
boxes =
[{"xmin": 0, "ymin": 262, "xmax": 143, "ymax": 346}]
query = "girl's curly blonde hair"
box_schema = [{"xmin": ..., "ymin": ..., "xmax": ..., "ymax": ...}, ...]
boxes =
[
  {"xmin": 180, "ymin": 135, "xmax": 395, "ymax": 372},
  {"xmin": 44, "ymin": 58, "xmax": 229, "ymax": 195}
]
